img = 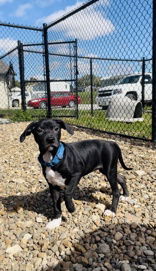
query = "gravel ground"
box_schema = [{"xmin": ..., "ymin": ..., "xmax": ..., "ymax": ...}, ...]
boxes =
[{"xmin": 0, "ymin": 122, "xmax": 156, "ymax": 271}]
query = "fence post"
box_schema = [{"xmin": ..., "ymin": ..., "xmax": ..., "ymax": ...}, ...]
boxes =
[
  {"xmin": 74, "ymin": 39, "xmax": 78, "ymax": 119},
  {"xmin": 18, "ymin": 40, "xmax": 26, "ymax": 111},
  {"xmin": 152, "ymin": 0, "xmax": 156, "ymax": 142},
  {"xmin": 141, "ymin": 57, "xmax": 145, "ymax": 108},
  {"xmin": 43, "ymin": 23, "xmax": 51, "ymax": 118},
  {"xmin": 90, "ymin": 58, "xmax": 94, "ymax": 116}
]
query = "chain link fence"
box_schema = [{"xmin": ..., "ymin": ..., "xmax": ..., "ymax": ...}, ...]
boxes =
[
  {"xmin": 0, "ymin": 0, "xmax": 155, "ymax": 141},
  {"xmin": 46, "ymin": 0, "xmax": 154, "ymax": 141}
]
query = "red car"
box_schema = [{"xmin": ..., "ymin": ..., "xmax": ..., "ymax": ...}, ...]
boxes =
[{"xmin": 28, "ymin": 92, "xmax": 81, "ymax": 109}]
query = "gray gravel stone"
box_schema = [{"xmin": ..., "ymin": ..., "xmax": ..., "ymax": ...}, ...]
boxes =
[
  {"xmin": 144, "ymin": 250, "xmax": 154, "ymax": 256},
  {"xmin": 137, "ymin": 265, "xmax": 147, "ymax": 270},
  {"xmin": 98, "ymin": 243, "xmax": 110, "ymax": 254},
  {"xmin": 120, "ymin": 263, "xmax": 132, "ymax": 271}
]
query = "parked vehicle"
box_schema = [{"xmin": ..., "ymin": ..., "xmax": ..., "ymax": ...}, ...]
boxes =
[
  {"xmin": 27, "ymin": 92, "xmax": 81, "ymax": 109},
  {"xmin": 10, "ymin": 90, "xmax": 32, "ymax": 107},
  {"xmin": 96, "ymin": 73, "xmax": 152, "ymax": 109}
]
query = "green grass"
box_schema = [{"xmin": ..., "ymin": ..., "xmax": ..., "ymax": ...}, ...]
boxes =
[
  {"xmin": 0, "ymin": 108, "xmax": 152, "ymax": 140},
  {"xmin": 64, "ymin": 110, "xmax": 152, "ymax": 139},
  {"xmin": 79, "ymin": 91, "xmax": 97, "ymax": 104},
  {"xmin": 0, "ymin": 108, "xmax": 76, "ymax": 121}
]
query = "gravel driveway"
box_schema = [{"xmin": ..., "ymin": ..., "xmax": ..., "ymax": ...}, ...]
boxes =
[{"xmin": 0, "ymin": 122, "xmax": 155, "ymax": 271}]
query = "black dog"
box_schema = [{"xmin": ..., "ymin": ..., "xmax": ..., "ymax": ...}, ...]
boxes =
[{"xmin": 20, "ymin": 119, "xmax": 132, "ymax": 229}]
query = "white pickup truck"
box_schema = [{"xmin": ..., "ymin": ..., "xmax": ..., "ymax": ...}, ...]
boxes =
[{"xmin": 96, "ymin": 73, "xmax": 152, "ymax": 109}]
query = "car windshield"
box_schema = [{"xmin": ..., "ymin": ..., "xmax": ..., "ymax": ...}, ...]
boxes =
[{"xmin": 118, "ymin": 75, "xmax": 140, "ymax": 84}]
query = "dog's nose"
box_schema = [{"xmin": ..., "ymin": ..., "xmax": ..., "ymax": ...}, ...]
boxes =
[{"xmin": 47, "ymin": 136, "xmax": 55, "ymax": 144}]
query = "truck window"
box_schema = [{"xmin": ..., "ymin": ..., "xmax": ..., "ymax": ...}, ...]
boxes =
[{"xmin": 119, "ymin": 75, "xmax": 140, "ymax": 84}]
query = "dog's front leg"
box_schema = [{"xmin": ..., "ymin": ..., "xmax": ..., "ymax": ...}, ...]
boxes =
[
  {"xmin": 46, "ymin": 184, "xmax": 63, "ymax": 229},
  {"xmin": 64, "ymin": 175, "xmax": 81, "ymax": 213}
]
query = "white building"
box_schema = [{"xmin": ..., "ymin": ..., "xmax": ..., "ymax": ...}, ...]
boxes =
[
  {"xmin": 29, "ymin": 81, "xmax": 71, "ymax": 97},
  {"xmin": 0, "ymin": 61, "xmax": 15, "ymax": 109}
]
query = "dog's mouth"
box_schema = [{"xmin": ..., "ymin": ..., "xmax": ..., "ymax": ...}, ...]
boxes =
[
  {"xmin": 46, "ymin": 142, "xmax": 59, "ymax": 151},
  {"xmin": 48, "ymin": 145, "xmax": 54, "ymax": 151}
]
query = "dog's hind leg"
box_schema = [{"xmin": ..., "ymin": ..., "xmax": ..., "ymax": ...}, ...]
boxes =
[
  {"xmin": 117, "ymin": 174, "xmax": 129, "ymax": 197},
  {"xmin": 104, "ymin": 167, "xmax": 120, "ymax": 216},
  {"xmin": 64, "ymin": 175, "xmax": 81, "ymax": 213}
]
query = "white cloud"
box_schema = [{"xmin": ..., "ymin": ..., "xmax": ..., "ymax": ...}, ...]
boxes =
[
  {"xmin": 14, "ymin": 3, "xmax": 32, "ymax": 17},
  {"xmin": 78, "ymin": 59, "xmax": 101, "ymax": 76},
  {"xmin": 106, "ymin": 63, "xmax": 135, "ymax": 76},
  {"xmin": 0, "ymin": 38, "xmax": 17, "ymax": 53},
  {"xmin": 0, "ymin": 0, "xmax": 13, "ymax": 4},
  {"xmin": 36, "ymin": 0, "xmax": 114, "ymax": 40},
  {"xmin": 36, "ymin": 1, "xmax": 83, "ymax": 25}
]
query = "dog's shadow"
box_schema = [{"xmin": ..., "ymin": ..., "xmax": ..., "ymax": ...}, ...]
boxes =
[{"xmin": 0, "ymin": 186, "xmax": 111, "ymax": 219}]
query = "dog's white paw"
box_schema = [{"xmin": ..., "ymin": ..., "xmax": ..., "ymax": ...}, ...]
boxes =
[
  {"xmin": 46, "ymin": 217, "xmax": 62, "ymax": 230},
  {"xmin": 104, "ymin": 209, "xmax": 115, "ymax": 217}
]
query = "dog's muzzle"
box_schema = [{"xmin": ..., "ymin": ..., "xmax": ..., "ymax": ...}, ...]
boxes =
[
  {"xmin": 46, "ymin": 136, "xmax": 59, "ymax": 148},
  {"xmin": 46, "ymin": 136, "xmax": 55, "ymax": 144}
]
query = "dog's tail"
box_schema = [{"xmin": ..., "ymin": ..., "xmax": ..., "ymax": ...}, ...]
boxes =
[{"xmin": 117, "ymin": 145, "xmax": 133, "ymax": 170}]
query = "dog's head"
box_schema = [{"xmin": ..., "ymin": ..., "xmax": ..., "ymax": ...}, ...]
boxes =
[{"xmin": 20, "ymin": 119, "xmax": 74, "ymax": 153}]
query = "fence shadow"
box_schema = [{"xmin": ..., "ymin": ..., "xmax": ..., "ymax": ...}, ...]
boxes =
[
  {"xmin": 0, "ymin": 188, "xmax": 155, "ymax": 270},
  {"xmin": 46, "ymin": 223, "xmax": 155, "ymax": 271},
  {"xmin": 0, "ymin": 186, "xmax": 110, "ymax": 219}
]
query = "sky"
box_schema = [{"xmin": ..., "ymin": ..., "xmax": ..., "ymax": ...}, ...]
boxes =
[
  {"xmin": 0, "ymin": 0, "xmax": 152, "ymax": 80},
  {"xmin": 0, "ymin": 0, "xmax": 82, "ymax": 26}
]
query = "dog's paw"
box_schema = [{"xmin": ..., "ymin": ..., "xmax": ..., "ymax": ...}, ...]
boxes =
[
  {"xmin": 46, "ymin": 217, "xmax": 62, "ymax": 230},
  {"xmin": 67, "ymin": 203, "xmax": 75, "ymax": 213},
  {"xmin": 104, "ymin": 209, "xmax": 116, "ymax": 217},
  {"xmin": 65, "ymin": 198, "xmax": 75, "ymax": 213}
]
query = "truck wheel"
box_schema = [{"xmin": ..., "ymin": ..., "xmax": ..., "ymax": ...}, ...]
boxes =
[
  {"xmin": 39, "ymin": 102, "xmax": 47, "ymax": 109},
  {"xmin": 12, "ymin": 100, "xmax": 19, "ymax": 107},
  {"xmin": 133, "ymin": 102, "xmax": 143, "ymax": 118}
]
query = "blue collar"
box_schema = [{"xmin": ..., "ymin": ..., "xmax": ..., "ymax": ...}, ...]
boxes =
[{"xmin": 38, "ymin": 142, "xmax": 65, "ymax": 168}]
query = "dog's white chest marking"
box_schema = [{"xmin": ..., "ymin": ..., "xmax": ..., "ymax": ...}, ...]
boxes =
[{"xmin": 43, "ymin": 151, "xmax": 66, "ymax": 188}]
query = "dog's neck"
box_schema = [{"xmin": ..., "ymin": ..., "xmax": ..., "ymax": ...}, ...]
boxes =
[
  {"xmin": 43, "ymin": 151, "xmax": 53, "ymax": 163},
  {"xmin": 38, "ymin": 143, "xmax": 65, "ymax": 168}
]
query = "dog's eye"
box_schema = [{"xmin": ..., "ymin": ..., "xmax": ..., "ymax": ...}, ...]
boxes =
[
  {"xmin": 37, "ymin": 127, "xmax": 44, "ymax": 133},
  {"xmin": 54, "ymin": 127, "xmax": 59, "ymax": 132}
]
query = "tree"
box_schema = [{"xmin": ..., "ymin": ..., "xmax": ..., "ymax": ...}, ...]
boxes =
[
  {"xmin": 15, "ymin": 80, "xmax": 20, "ymax": 87},
  {"xmin": 78, "ymin": 74, "xmax": 102, "ymax": 89}
]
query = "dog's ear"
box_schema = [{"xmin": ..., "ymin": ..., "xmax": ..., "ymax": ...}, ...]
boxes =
[
  {"xmin": 20, "ymin": 121, "xmax": 38, "ymax": 142},
  {"xmin": 55, "ymin": 119, "xmax": 74, "ymax": 135}
]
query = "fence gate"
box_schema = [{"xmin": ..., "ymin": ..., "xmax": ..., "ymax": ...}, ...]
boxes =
[
  {"xmin": 44, "ymin": 40, "xmax": 78, "ymax": 119},
  {"xmin": 19, "ymin": 39, "xmax": 78, "ymax": 119}
]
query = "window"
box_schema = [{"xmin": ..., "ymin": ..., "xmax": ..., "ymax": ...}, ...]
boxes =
[{"xmin": 119, "ymin": 75, "xmax": 140, "ymax": 84}]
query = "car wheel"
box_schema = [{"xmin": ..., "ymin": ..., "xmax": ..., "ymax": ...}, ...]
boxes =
[
  {"xmin": 12, "ymin": 100, "xmax": 19, "ymax": 107},
  {"xmin": 39, "ymin": 101, "xmax": 47, "ymax": 109},
  {"xmin": 69, "ymin": 101, "xmax": 76, "ymax": 108}
]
